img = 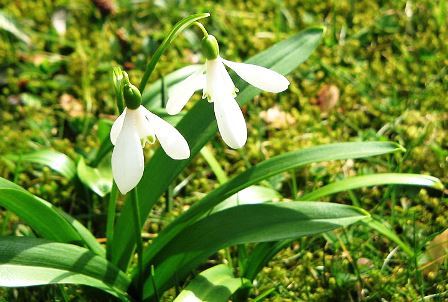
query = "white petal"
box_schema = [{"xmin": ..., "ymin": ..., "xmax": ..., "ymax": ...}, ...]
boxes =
[
  {"xmin": 142, "ymin": 108, "xmax": 190, "ymax": 160},
  {"xmin": 166, "ymin": 71, "xmax": 205, "ymax": 115},
  {"xmin": 214, "ymin": 96, "xmax": 247, "ymax": 149},
  {"xmin": 222, "ymin": 58, "xmax": 289, "ymax": 93},
  {"xmin": 205, "ymin": 58, "xmax": 236, "ymax": 100},
  {"xmin": 111, "ymin": 113, "xmax": 144, "ymax": 194},
  {"xmin": 110, "ymin": 108, "xmax": 127, "ymax": 146},
  {"xmin": 135, "ymin": 106, "xmax": 155, "ymax": 140}
]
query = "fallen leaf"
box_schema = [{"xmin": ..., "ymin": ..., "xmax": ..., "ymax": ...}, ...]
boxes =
[
  {"xmin": 259, "ymin": 105, "xmax": 296, "ymax": 129},
  {"xmin": 59, "ymin": 93, "xmax": 84, "ymax": 118},
  {"xmin": 419, "ymin": 229, "xmax": 448, "ymax": 276},
  {"xmin": 317, "ymin": 84, "xmax": 340, "ymax": 112}
]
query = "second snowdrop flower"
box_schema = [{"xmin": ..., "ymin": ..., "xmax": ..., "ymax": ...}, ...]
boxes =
[
  {"xmin": 166, "ymin": 32, "xmax": 290, "ymax": 149},
  {"xmin": 111, "ymin": 82, "xmax": 190, "ymax": 194}
]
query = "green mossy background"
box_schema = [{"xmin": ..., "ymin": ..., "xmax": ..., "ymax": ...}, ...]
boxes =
[{"xmin": 0, "ymin": 0, "xmax": 447, "ymax": 301}]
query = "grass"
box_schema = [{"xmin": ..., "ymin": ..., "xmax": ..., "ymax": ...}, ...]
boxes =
[{"xmin": 0, "ymin": 0, "xmax": 447, "ymax": 301}]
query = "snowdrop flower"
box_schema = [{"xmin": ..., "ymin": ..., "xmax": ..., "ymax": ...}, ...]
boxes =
[
  {"xmin": 110, "ymin": 83, "xmax": 190, "ymax": 194},
  {"xmin": 166, "ymin": 34, "xmax": 289, "ymax": 149}
]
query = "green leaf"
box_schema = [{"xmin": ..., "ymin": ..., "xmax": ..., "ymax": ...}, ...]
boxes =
[
  {"xmin": 174, "ymin": 264, "xmax": 244, "ymax": 302},
  {"xmin": 143, "ymin": 202, "xmax": 369, "ymax": 299},
  {"xmin": 239, "ymin": 173, "xmax": 442, "ymax": 288},
  {"xmin": 111, "ymin": 26, "xmax": 325, "ymax": 270},
  {"xmin": 299, "ymin": 173, "xmax": 444, "ymax": 201},
  {"xmin": 0, "ymin": 237, "xmax": 129, "ymax": 299},
  {"xmin": 77, "ymin": 157, "xmax": 112, "ymax": 197},
  {"xmin": 139, "ymin": 13, "xmax": 210, "ymax": 92},
  {"xmin": 4, "ymin": 150, "xmax": 76, "ymax": 179},
  {"xmin": 141, "ymin": 141, "xmax": 402, "ymax": 274},
  {"xmin": 0, "ymin": 178, "xmax": 104, "ymax": 256},
  {"xmin": 0, "ymin": 11, "xmax": 30, "ymax": 45}
]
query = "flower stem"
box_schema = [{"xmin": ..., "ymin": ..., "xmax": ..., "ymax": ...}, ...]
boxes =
[
  {"xmin": 106, "ymin": 182, "xmax": 118, "ymax": 260},
  {"xmin": 194, "ymin": 21, "xmax": 208, "ymax": 37},
  {"xmin": 131, "ymin": 187, "xmax": 144, "ymax": 300}
]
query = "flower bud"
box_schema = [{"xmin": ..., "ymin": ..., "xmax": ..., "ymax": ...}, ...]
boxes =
[
  {"xmin": 201, "ymin": 35, "xmax": 219, "ymax": 60},
  {"xmin": 123, "ymin": 83, "xmax": 142, "ymax": 109}
]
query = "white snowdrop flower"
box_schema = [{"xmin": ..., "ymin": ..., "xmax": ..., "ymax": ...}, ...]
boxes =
[
  {"xmin": 166, "ymin": 34, "xmax": 289, "ymax": 149},
  {"xmin": 110, "ymin": 83, "xmax": 190, "ymax": 194}
]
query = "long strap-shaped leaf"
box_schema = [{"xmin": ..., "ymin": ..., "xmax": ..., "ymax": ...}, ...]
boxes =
[
  {"xmin": 110, "ymin": 27, "xmax": 325, "ymax": 269},
  {"xmin": 0, "ymin": 237, "xmax": 129, "ymax": 300},
  {"xmin": 240, "ymin": 173, "xmax": 444, "ymax": 291},
  {"xmin": 299, "ymin": 173, "xmax": 444, "ymax": 201},
  {"xmin": 142, "ymin": 202, "xmax": 369, "ymax": 299},
  {"xmin": 140, "ymin": 142, "xmax": 402, "ymax": 274},
  {"xmin": 0, "ymin": 178, "xmax": 104, "ymax": 256}
]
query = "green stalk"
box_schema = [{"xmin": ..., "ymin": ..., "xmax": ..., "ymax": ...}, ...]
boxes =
[
  {"xmin": 139, "ymin": 13, "xmax": 210, "ymax": 93},
  {"xmin": 106, "ymin": 182, "xmax": 118, "ymax": 260},
  {"xmin": 131, "ymin": 187, "xmax": 144, "ymax": 300}
]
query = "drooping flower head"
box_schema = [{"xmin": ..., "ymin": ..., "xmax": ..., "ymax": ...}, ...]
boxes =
[
  {"xmin": 166, "ymin": 31, "xmax": 289, "ymax": 149},
  {"xmin": 111, "ymin": 82, "xmax": 190, "ymax": 194}
]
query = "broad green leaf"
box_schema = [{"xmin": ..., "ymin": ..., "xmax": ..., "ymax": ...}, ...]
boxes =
[
  {"xmin": 174, "ymin": 264, "xmax": 244, "ymax": 302},
  {"xmin": 240, "ymin": 173, "xmax": 441, "ymax": 285},
  {"xmin": 0, "ymin": 11, "xmax": 30, "ymax": 45},
  {"xmin": 0, "ymin": 178, "xmax": 104, "ymax": 256},
  {"xmin": 0, "ymin": 237, "xmax": 129, "ymax": 299},
  {"xmin": 142, "ymin": 202, "xmax": 369, "ymax": 299},
  {"xmin": 77, "ymin": 157, "xmax": 112, "ymax": 197},
  {"xmin": 111, "ymin": 26, "xmax": 325, "ymax": 269},
  {"xmin": 140, "ymin": 141, "xmax": 402, "ymax": 274},
  {"xmin": 139, "ymin": 13, "xmax": 210, "ymax": 92},
  {"xmin": 300, "ymin": 173, "xmax": 444, "ymax": 201},
  {"xmin": 4, "ymin": 150, "xmax": 76, "ymax": 179}
]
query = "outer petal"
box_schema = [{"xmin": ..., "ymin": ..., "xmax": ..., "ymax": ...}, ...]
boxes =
[
  {"xmin": 142, "ymin": 108, "xmax": 190, "ymax": 160},
  {"xmin": 110, "ymin": 108, "xmax": 127, "ymax": 146},
  {"xmin": 222, "ymin": 58, "xmax": 289, "ymax": 93},
  {"xmin": 166, "ymin": 71, "xmax": 206, "ymax": 115},
  {"xmin": 111, "ymin": 112, "xmax": 144, "ymax": 194},
  {"xmin": 214, "ymin": 96, "xmax": 247, "ymax": 149}
]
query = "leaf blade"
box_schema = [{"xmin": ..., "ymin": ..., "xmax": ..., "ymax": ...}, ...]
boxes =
[
  {"xmin": 0, "ymin": 237, "xmax": 129, "ymax": 299},
  {"xmin": 299, "ymin": 173, "xmax": 444, "ymax": 201},
  {"xmin": 141, "ymin": 141, "xmax": 403, "ymax": 271},
  {"xmin": 143, "ymin": 202, "xmax": 369, "ymax": 299},
  {"xmin": 0, "ymin": 178, "xmax": 104, "ymax": 256}
]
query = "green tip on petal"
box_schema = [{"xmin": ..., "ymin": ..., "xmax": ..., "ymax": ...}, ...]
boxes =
[
  {"xmin": 201, "ymin": 35, "xmax": 219, "ymax": 60},
  {"xmin": 123, "ymin": 83, "xmax": 142, "ymax": 109}
]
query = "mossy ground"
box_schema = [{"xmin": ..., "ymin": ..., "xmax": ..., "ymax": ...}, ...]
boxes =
[{"xmin": 0, "ymin": 0, "xmax": 447, "ymax": 301}]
